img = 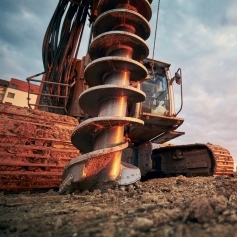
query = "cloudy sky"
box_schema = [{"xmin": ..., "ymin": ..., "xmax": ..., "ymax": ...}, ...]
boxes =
[{"xmin": 0, "ymin": 0, "xmax": 236, "ymax": 168}]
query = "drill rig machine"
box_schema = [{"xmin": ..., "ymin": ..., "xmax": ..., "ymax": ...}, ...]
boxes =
[{"xmin": 0, "ymin": 0, "xmax": 234, "ymax": 192}]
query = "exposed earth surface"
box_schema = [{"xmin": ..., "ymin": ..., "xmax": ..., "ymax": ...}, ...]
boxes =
[{"xmin": 0, "ymin": 175, "xmax": 237, "ymax": 237}]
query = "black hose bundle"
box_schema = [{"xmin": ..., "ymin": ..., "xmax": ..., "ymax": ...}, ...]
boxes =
[{"xmin": 41, "ymin": 0, "xmax": 90, "ymax": 114}]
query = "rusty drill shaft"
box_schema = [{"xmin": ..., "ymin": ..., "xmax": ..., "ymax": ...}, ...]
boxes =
[{"xmin": 59, "ymin": 0, "xmax": 152, "ymax": 193}]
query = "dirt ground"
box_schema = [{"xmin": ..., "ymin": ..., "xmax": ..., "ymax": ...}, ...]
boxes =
[{"xmin": 0, "ymin": 175, "xmax": 237, "ymax": 237}]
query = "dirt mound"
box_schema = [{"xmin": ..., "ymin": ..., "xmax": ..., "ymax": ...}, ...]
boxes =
[{"xmin": 0, "ymin": 175, "xmax": 237, "ymax": 237}]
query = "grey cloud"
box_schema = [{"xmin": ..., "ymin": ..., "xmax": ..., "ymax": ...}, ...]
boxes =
[{"xmin": 0, "ymin": 0, "xmax": 57, "ymax": 79}]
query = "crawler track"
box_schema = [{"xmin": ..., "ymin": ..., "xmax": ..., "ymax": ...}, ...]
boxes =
[
  {"xmin": 0, "ymin": 104, "xmax": 79, "ymax": 192},
  {"xmin": 206, "ymin": 143, "xmax": 234, "ymax": 175},
  {"xmin": 150, "ymin": 143, "xmax": 234, "ymax": 177}
]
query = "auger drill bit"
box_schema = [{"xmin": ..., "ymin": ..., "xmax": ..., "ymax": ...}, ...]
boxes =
[{"xmin": 59, "ymin": 0, "xmax": 152, "ymax": 193}]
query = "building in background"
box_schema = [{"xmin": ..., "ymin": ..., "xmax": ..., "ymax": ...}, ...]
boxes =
[
  {"xmin": 2, "ymin": 78, "xmax": 39, "ymax": 108},
  {"xmin": 0, "ymin": 79, "xmax": 9, "ymax": 103}
]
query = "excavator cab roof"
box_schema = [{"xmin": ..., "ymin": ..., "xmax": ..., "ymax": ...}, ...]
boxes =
[{"xmin": 144, "ymin": 58, "xmax": 171, "ymax": 69}]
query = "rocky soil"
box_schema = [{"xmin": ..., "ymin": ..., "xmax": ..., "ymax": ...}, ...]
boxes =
[{"xmin": 0, "ymin": 175, "xmax": 237, "ymax": 237}]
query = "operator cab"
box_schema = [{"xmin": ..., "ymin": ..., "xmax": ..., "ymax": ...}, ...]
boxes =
[
  {"xmin": 141, "ymin": 59, "xmax": 171, "ymax": 116},
  {"xmin": 127, "ymin": 58, "xmax": 184, "ymax": 145}
]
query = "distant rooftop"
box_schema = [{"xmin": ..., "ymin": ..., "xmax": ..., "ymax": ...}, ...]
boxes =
[
  {"xmin": 0, "ymin": 79, "xmax": 9, "ymax": 88},
  {"xmin": 9, "ymin": 78, "xmax": 39, "ymax": 93}
]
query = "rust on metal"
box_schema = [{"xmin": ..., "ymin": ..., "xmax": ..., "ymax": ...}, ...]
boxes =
[
  {"xmin": 60, "ymin": 0, "xmax": 152, "ymax": 193},
  {"xmin": 206, "ymin": 143, "xmax": 234, "ymax": 175},
  {"xmin": 0, "ymin": 104, "xmax": 79, "ymax": 192}
]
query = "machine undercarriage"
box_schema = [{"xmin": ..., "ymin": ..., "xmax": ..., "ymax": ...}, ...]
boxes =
[{"xmin": 122, "ymin": 142, "xmax": 234, "ymax": 180}]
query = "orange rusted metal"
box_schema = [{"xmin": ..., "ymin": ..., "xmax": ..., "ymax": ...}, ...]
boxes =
[
  {"xmin": 0, "ymin": 104, "xmax": 79, "ymax": 192},
  {"xmin": 59, "ymin": 0, "xmax": 153, "ymax": 193}
]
